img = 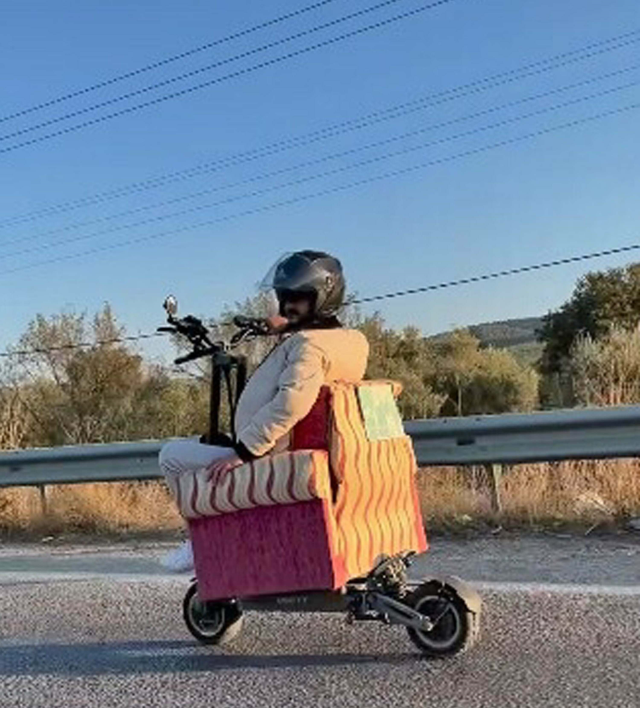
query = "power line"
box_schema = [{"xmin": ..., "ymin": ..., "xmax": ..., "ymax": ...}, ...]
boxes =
[
  {"xmin": 0, "ymin": 332, "xmax": 164, "ymax": 358},
  {"xmin": 3, "ymin": 242, "xmax": 640, "ymax": 358},
  {"xmin": 351, "ymin": 244, "xmax": 640, "ymax": 304},
  {"xmin": 4, "ymin": 77, "xmax": 637, "ymax": 260},
  {"xmin": 1, "ymin": 28, "xmax": 637, "ymax": 229},
  {"xmin": 0, "ymin": 0, "xmax": 427, "ymax": 142},
  {"xmin": 0, "ymin": 0, "xmax": 457, "ymax": 155},
  {"xmin": 0, "ymin": 98, "xmax": 637, "ymax": 278},
  {"xmin": 6, "ymin": 64, "xmax": 636, "ymax": 253},
  {"xmin": 0, "ymin": 0, "xmax": 342, "ymax": 125}
]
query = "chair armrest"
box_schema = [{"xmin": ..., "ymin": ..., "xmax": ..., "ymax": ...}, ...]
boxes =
[{"xmin": 170, "ymin": 449, "xmax": 331, "ymax": 519}]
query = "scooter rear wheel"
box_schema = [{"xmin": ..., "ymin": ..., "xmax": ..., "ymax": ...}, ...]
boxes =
[
  {"xmin": 405, "ymin": 582, "xmax": 478, "ymax": 657},
  {"xmin": 183, "ymin": 582, "xmax": 244, "ymax": 646}
]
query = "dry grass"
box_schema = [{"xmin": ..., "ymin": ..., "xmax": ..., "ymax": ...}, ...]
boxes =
[
  {"xmin": 0, "ymin": 482, "xmax": 182, "ymax": 536},
  {"xmin": 1, "ymin": 459, "xmax": 640, "ymax": 536},
  {"xmin": 417, "ymin": 458, "xmax": 640, "ymax": 529}
]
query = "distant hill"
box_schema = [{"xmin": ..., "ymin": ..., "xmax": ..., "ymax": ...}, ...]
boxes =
[
  {"xmin": 431, "ymin": 316, "xmax": 543, "ymax": 347},
  {"xmin": 430, "ymin": 316, "xmax": 545, "ymax": 366},
  {"xmin": 467, "ymin": 316, "xmax": 544, "ymax": 348}
]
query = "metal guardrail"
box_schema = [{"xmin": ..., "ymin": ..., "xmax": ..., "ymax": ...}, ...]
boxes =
[
  {"xmin": 406, "ymin": 404, "xmax": 640, "ymax": 466},
  {"xmin": 2, "ymin": 405, "xmax": 640, "ymax": 490},
  {"xmin": 0, "ymin": 440, "xmax": 165, "ymax": 488}
]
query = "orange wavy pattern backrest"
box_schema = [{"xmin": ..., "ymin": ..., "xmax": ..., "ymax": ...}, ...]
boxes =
[{"xmin": 328, "ymin": 381, "xmax": 427, "ymax": 578}]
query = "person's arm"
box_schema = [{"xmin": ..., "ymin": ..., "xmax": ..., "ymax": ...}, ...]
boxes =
[{"xmin": 235, "ymin": 337, "xmax": 328, "ymax": 460}]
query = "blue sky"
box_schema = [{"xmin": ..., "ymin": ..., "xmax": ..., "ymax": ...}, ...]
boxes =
[{"xmin": 1, "ymin": 0, "xmax": 639, "ymax": 365}]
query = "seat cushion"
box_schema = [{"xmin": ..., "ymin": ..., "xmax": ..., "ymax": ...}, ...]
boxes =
[{"xmin": 171, "ymin": 449, "xmax": 331, "ymax": 519}]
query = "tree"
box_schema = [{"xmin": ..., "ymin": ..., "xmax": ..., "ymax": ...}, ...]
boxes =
[
  {"xmin": 0, "ymin": 361, "xmax": 31, "ymax": 450},
  {"xmin": 571, "ymin": 326, "xmax": 640, "ymax": 407},
  {"xmin": 356, "ymin": 316, "xmax": 538, "ymax": 419},
  {"xmin": 539, "ymin": 263, "xmax": 640, "ymax": 372},
  {"xmin": 431, "ymin": 331, "xmax": 480, "ymax": 416},
  {"xmin": 431, "ymin": 330, "xmax": 539, "ymax": 416},
  {"xmin": 13, "ymin": 304, "xmax": 210, "ymax": 445},
  {"xmin": 5, "ymin": 297, "xmax": 540, "ymax": 449},
  {"xmin": 127, "ymin": 366, "xmax": 210, "ymax": 440},
  {"xmin": 359, "ymin": 314, "xmax": 445, "ymax": 419}
]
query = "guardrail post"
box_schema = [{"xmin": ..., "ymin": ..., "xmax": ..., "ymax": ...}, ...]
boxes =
[
  {"xmin": 38, "ymin": 485, "xmax": 49, "ymax": 516},
  {"xmin": 485, "ymin": 463, "xmax": 503, "ymax": 515}
]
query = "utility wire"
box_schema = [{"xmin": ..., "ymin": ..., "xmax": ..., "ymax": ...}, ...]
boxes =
[
  {"xmin": 351, "ymin": 244, "xmax": 640, "ymax": 304},
  {"xmin": 3, "ymin": 242, "xmax": 640, "ymax": 358},
  {"xmin": 0, "ymin": 0, "xmax": 457, "ymax": 155},
  {"xmin": 1, "ymin": 332, "xmax": 164, "ymax": 358},
  {"xmin": 0, "ymin": 98, "xmax": 640, "ymax": 284},
  {"xmin": 1, "ymin": 27, "xmax": 637, "ymax": 229},
  {"xmin": 0, "ymin": 0, "xmax": 436, "ymax": 141},
  {"xmin": 2, "ymin": 77, "xmax": 637, "ymax": 260},
  {"xmin": 0, "ymin": 0, "xmax": 343, "ymax": 124},
  {"xmin": 5, "ymin": 64, "xmax": 636, "ymax": 252},
  {"xmin": 0, "ymin": 100, "xmax": 637, "ymax": 277}
]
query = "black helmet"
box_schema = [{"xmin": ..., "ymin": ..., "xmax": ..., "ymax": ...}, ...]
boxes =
[{"xmin": 262, "ymin": 250, "xmax": 346, "ymax": 319}]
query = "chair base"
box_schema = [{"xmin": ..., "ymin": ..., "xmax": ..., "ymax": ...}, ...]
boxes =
[{"xmin": 189, "ymin": 499, "xmax": 348, "ymax": 601}]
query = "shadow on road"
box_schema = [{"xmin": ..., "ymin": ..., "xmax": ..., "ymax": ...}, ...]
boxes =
[{"xmin": 0, "ymin": 639, "xmax": 424, "ymax": 677}]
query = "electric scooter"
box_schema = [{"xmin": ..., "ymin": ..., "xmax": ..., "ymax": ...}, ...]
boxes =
[{"xmin": 159, "ymin": 296, "xmax": 481, "ymax": 658}]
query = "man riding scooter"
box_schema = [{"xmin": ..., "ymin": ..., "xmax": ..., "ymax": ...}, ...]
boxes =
[{"xmin": 159, "ymin": 250, "xmax": 369, "ymax": 572}]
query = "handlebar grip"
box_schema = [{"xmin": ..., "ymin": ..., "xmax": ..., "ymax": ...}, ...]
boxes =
[
  {"xmin": 233, "ymin": 315, "xmax": 275, "ymax": 334},
  {"xmin": 233, "ymin": 315, "xmax": 258, "ymax": 328}
]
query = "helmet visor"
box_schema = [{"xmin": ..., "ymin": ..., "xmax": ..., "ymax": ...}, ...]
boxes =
[{"xmin": 259, "ymin": 252, "xmax": 325, "ymax": 294}]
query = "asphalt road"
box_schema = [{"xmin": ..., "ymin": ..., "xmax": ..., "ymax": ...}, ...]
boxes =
[
  {"xmin": 1, "ymin": 535, "xmax": 639, "ymax": 708},
  {"xmin": 2, "ymin": 533, "xmax": 639, "ymax": 584}
]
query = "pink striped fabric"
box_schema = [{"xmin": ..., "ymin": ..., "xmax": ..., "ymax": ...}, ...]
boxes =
[{"xmin": 171, "ymin": 449, "xmax": 331, "ymax": 520}]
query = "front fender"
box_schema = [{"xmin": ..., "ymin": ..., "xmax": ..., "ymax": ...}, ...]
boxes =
[{"xmin": 412, "ymin": 575, "xmax": 482, "ymax": 615}]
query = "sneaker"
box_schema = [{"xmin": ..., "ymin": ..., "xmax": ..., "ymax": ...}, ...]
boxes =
[{"xmin": 160, "ymin": 540, "xmax": 194, "ymax": 573}]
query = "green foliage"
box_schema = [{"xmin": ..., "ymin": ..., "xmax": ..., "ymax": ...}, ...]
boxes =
[
  {"xmin": 6, "ymin": 278, "xmax": 640, "ymax": 451},
  {"xmin": 507, "ymin": 341, "xmax": 545, "ymax": 368},
  {"xmin": 571, "ymin": 325, "xmax": 640, "ymax": 407},
  {"xmin": 11, "ymin": 304, "xmax": 209, "ymax": 446},
  {"xmin": 431, "ymin": 330, "xmax": 539, "ymax": 416},
  {"xmin": 359, "ymin": 314, "xmax": 445, "ymax": 419},
  {"xmin": 540, "ymin": 263, "xmax": 640, "ymax": 372},
  {"xmin": 1, "ymin": 298, "xmax": 543, "ymax": 448},
  {"xmin": 357, "ymin": 315, "xmax": 538, "ymax": 419}
]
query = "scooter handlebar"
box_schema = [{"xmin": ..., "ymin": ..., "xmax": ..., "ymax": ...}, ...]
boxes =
[
  {"xmin": 233, "ymin": 315, "xmax": 290, "ymax": 335},
  {"xmin": 174, "ymin": 348, "xmax": 215, "ymax": 365},
  {"xmin": 232, "ymin": 315, "xmax": 270, "ymax": 334},
  {"xmin": 161, "ymin": 305, "xmax": 288, "ymax": 368}
]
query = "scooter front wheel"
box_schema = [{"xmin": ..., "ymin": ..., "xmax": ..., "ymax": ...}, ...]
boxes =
[
  {"xmin": 404, "ymin": 582, "xmax": 478, "ymax": 658},
  {"xmin": 183, "ymin": 582, "xmax": 244, "ymax": 646}
]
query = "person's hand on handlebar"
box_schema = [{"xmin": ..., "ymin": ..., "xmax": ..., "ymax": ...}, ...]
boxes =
[
  {"xmin": 264, "ymin": 314, "xmax": 289, "ymax": 333},
  {"xmin": 206, "ymin": 452, "xmax": 244, "ymax": 486},
  {"xmin": 233, "ymin": 314, "xmax": 289, "ymax": 335}
]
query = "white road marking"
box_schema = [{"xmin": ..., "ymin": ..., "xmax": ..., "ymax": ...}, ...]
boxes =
[
  {"xmin": 1, "ymin": 571, "xmax": 639, "ymax": 596},
  {"xmin": 474, "ymin": 580, "xmax": 640, "ymax": 596}
]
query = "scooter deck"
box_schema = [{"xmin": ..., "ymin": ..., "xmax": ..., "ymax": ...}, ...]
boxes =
[{"xmin": 240, "ymin": 587, "xmax": 351, "ymax": 613}]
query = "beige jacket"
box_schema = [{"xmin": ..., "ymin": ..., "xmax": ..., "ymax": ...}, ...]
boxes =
[{"xmin": 234, "ymin": 328, "xmax": 369, "ymax": 457}]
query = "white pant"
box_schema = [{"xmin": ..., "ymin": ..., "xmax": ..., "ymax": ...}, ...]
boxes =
[{"xmin": 159, "ymin": 439, "xmax": 232, "ymax": 488}]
